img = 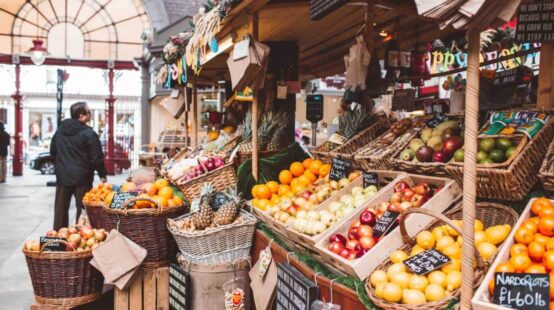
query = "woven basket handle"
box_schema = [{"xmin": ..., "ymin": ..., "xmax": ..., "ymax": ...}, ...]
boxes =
[
  {"xmin": 120, "ymin": 196, "xmax": 162, "ymax": 214},
  {"xmin": 39, "ymin": 239, "xmax": 74, "ymax": 253}
]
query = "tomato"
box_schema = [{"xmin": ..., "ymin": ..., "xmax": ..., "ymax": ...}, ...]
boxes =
[
  {"xmin": 529, "ymin": 241, "xmax": 546, "ymax": 262},
  {"xmin": 522, "ymin": 220, "xmax": 538, "ymax": 234},
  {"xmin": 544, "ymin": 251, "xmax": 554, "ymax": 271},
  {"xmin": 539, "ymin": 216, "xmax": 554, "ymax": 237},
  {"xmin": 541, "ymin": 207, "xmax": 554, "ymax": 218},
  {"xmin": 510, "ymin": 244, "xmax": 529, "ymax": 256},
  {"xmin": 510, "ymin": 254, "xmax": 532, "ymax": 272},
  {"xmin": 514, "ymin": 227, "xmax": 534, "ymax": 245},
  {"xmin": 532, "ymin": 198, "xmax": 554, "ymax": 216}
]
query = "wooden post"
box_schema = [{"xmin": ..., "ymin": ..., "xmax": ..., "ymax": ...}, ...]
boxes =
[
  {"xmin": 364, "ymin": 1, "xmax": 376, "ymax": 51},
  {"xmin": 251, "ymin": 12, "xmax": 260, "ymax": 181},
  {"xmin": 538, "ymin": 43, "xmax": 554, "ymax": 108},
  {"xmin": 192, "ymin": 80, "xmax": 199, "ymax": 147},
  {"xmin": 460, "ymin": 29, "xmax": 480, "ymax": 310}
]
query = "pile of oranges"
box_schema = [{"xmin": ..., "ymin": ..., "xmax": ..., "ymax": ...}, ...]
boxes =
[
  {"xmin": 251, "ymin": 158, "xmax": 331, "ymax": 211},
  {"xmin": 83, "ymin": 183, "xmax": 115, "ymax": 206},
  {"xmin": 488, "ymin": 198, "xmax": 554, "ymax": 302},
  {"xmin": 134, "ymin": 179, "xmax": 184, "ymax": 209}
]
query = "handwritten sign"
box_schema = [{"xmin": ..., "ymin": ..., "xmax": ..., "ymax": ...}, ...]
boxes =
[
  {"xmin": 169, "ymin": 263, "xmax": 190, "ymax": 310},
  {"xmin": 276, "ymin": 263, "xmax": 319, "ymax": 310},
  {"xmin": 232, "ymin": 39, "xmax": 250, "ymax": 60},
  {"xmin": 329, "ymin": 158, "xmax": 351, "ymax": 181},
  {"xmin": 109, "ymin": 192, "xmax": 138, "ymax": 209},
  {"xmin": 310, "ymin": 0, "xmax": 349, "ymax": 20},
  {"xmin": 425, "ymin": 113, "xmax": 449, "ymax": 128},
  {"xmin": 403, "ymin": 249, "xmax": 451, "ymax": 276},
  {"xmin": 363, "ymin": 172, "xmax": 379, "ymax": 189},
  {"xmin": 40, "ymin": 236, "xmax": 67, "ymax": 252},
  {"xmin": 493, "ymin": 272, "xmax": 550, "ymax": 310},
  {"xmin": 372, "ymin": 211, "xmax": 400, "ymax": 238},
  {"xmin": 516, "ymin": 3, "xmax": 554, "ymax": 43},
  {"xmin": 493, "ymin": 68, "xmax": 518, "ymax": 86}
]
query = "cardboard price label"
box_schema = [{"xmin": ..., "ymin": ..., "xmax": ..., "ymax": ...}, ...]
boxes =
[
  {"xmin": 169, "ymin": 263, "xmax": 190, "ymax": 310},
  {"xmin": 329, "ymin": 158, "xmax": 351, "ymax": 181},
  {"xmin": 372, "ymin": 211, "xmax": 400, "ymax": 238},
  {"xmin": 493, "ymin": 272, "xmax": 550, "ymax": 310},
  {"xmin": 276, "ymin": 263, "xmax": 318, "ymax": 310},
  {"xmin": 40, "ymin": 236, "xmax": 67, "ymax": 252},
  {"xmin": 363, "ymin": 171, "xmax": 379, "ymax": 189},
  {"xmin": 109, "ymin": 192, "xmax": 138, "ymax": 209},
  {"xmin": 403, "ymin": 249, "xmax": 451, "ymax": 276}
]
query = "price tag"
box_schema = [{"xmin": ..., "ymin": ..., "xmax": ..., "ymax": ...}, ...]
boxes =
[
  {"xmin": 109, "ymin": 192, "xmax": 138, "ymax": 209},
  {"xmin": 169, "ymin": 263, "xmax": 190, "ymax": 310},
  {"xmin": 372, "ymin": 211, "xmax": 400, "ymax": 238},
  {"xmin": 425, "ymin": 113, "xmax": 449, "ymax": 128},
  {"xmin": 276, "ymin": 263, "xmax": 319, "ymax": 310},
  {"xmin": 363, "ymin": 172, "xmax": 379, "ymax": 189},
  {"xmin": 233, "ymin": 39, "xmax": 250, "ymax": 61},
  {"xmin": 493, "ymin": 272, "xmax": 550, "ymax": 310},
  {"xmin": 329, "ymin": 158, "xmax": 351, "ymax": 181},
  {"xmin": 403, "ymin": 249, "xmax": 451, "ymax": 276},
  {"xmin": 40, "ymin": 236, "xmax": 67, "ymax": 252}
]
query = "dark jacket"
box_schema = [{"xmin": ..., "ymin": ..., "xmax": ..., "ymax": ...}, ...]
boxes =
[
  {"xmin": 0, "ymin": 130, "xmax": 9, "ymax": 157},
  {"xmin": 50, "ymin": 119, "xmax": 107, "ymax": 186}
]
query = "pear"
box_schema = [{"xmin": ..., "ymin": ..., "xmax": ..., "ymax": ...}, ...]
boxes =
[
  {"xmin": 409, "ymin": 139, "xmax": 426, "ymax": 152},
  {"xmin": 420, "ymin": 128, "xmax": 433, "ymax": 143}
]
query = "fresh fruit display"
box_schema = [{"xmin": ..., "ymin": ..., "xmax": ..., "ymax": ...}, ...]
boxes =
[
  {"xmin": 455, "ymin": 137, "xmax": 518, "ymax": 164},
  {"xmin": 179, "ymin": 156, "xmax": 226, "ymax": 182},
  {"xmin": 24, "ymin": 225, "xmax": 107, "ymax": 252},
  {"xmin": 369, "ymin": 220, "xmax": 510, "ymax": 305},
  {"xmin": 120, "ymin": 179, "xmax": 184, "ymax": 209},
  {"xmin": 399, "ymin": 120, "xmax": 463, "ymax": 163},
  {"xmin": 83, "ymin": 183, "xmax": 115, "ymax": 206}
]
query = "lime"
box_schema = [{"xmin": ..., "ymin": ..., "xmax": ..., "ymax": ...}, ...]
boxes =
[
  {"xmin": 505, "ymin": 146, "xmax": 517, "ymax": 159},
  {"xmin": 479, "ymin": 138, "xmax": 495, "ymax": 152},
  {"xmin": 495, "ymin": 138, "xmax": 512, "ymax": 151},
  {"xmin": 476, "ymin": 151, "xmax": 488, "ymax": 163},
  {"xmin": 489, "ymin": 149, "xmax": 506, "ymax": 163}
]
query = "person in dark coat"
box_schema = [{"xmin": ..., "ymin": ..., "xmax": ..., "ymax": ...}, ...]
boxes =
[
  {"xmin": 50, "ymin": 102, "xmax": 107, "ymax": 229},
  {"xmin": 0, "ymin": 122, "xmax": 9, "ymax": 183}
]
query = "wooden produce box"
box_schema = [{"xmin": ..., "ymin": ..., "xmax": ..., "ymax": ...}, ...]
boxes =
[
  {"xmin": 314, "ymin": 174, "xmax": 462, "ymax": 280},
  {"xmin": 472, "ymin": 198, "xmax": 552, "ymax": 310},
  {"xmin": 114, "ymin": 267, "xmax": 169, "ymax": 310}
]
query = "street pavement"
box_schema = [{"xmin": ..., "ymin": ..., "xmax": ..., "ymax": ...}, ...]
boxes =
[{"xmin": 0, "ymin": 168, "xmax": 126, "ymax": 310}]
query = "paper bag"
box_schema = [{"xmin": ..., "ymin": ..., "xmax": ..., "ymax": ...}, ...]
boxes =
[
  {"xmin": 249, "ymin": 258, "xmax": 277, "ymax": 310},
  {"xmin": 160, "ymin": 87, "xmax": 187, "ymax": 119},
  {"xmin": 227, "ymin": 39, "xmax": 270, "ymax": 92}
]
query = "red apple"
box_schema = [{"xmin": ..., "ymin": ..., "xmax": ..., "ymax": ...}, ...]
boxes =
[
  {"xmin": 432, "ymin": 150, "xmax": 447, "ymax": 163},
  {"xmin": 329, "ymin": 234, "xmax": 347, "ymax": 245},
  {"xmin": 287, "ymin": 204, "xmax": 299, "ymax": 217},
  {"xmin": 66, "ymin": 241, "xmax": 78, "ymax": 251},
  {"xmin": 339, "ymin": 248, "xmax": 352, "ymax": 259},
  {"xmin": 348, "ymin": 227, "xmax": 360, "ymax": 240},
  {"xmin": 394, "ymin": 182, "xmax": 410, "ymax": 193},
  {"xmin": 68, "ymin": 233, "xmax": 81, "ymax": 245},
  {"xmin": 359, "ymin": 236, "xmax": 376, "ymax": 250},
  {"xmin": 358, "ymin": 225, "xmax": 373, "ymax": 238},
  {"xmin": 45, "ymin": 230, "xmax": 58, "ymax": 237},
  {"xmin": 410, "ymin": 194, "xmax": 429, "ymax": 208},
  {"xmin": 346, "ymin": 250, "xmax": 357, "ymax": 260},
  {"xmin": 387, "ymin": 203, "xmax": 402, "ymax": 213},
  {"xmin": 68, "ymin": 226, "xmax": 78, "ymax": 234},
  {"xmin": 346, "ymin": 239, "xmax": 359, "ymax": 250},
  {"xmin": 390, "ymin": 192, "xmax": 403, "ymax": 205},
  {"xmin": 400, "ymin": 201, "xmax": 412, "ymax": 211},
  {"xmin": 413, "ymin": 183, "xmax": 431, "ymax": 196},
  {"xmin": 355, "ymin": 249, "xmax": 365, "ymax": 258},
  {"xmin": 80, "ymin": 227, "xmax": 95, "ymax": 240},
  {"xmin": 402, "ymin": 189, "xmax": 415, "ymax": 201},
  {"xmin": 359, "ymin": 209, "xmax": 377, "ymax": 226},
  {"xmin": 443, "ymin": 136, "xmax": 463, "ymax": 155},
  {"xmin": 301, "ymin": 191, "xmax": 311, "ymax": 200},
  {"xmin": 328, "ymin": 241, "xmax": 344, "ymax": 254}
]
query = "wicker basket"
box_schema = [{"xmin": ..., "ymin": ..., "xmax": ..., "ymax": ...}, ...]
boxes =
[
  {"xmin": 311, "ymin": 141, "xmax": 337, "ymax": 164},
  {"xmin": 446, "ymin": 120, "xmax": 554, "ymax": 201},
  {"xmin": 23, "ymin": 240, "xmax": 104, "ymax": 307},
  {"xmin": 366, "ymin": 202, "xmax": 518, "ymax": 310},
  {"xmin": 174, "ymin": 161, "xmax": 238, "ymax": 202},
  {"xmin": 167, "ymin": 209, "xmax": 256, "ymax": 264},
  {"xmin": 84, "ymin": 201, "xmax": 107, "ymax": 230},
  {"xmin": 103, "ymin": 197, "xmax": 186, "ymax": 268},
  {"xmin": 539, "ymin": 138, "xmax": 554, "ymax": 192},
  {"xmin": 354, "ymin": 129, "xmax": 419, "ymax": 171}
]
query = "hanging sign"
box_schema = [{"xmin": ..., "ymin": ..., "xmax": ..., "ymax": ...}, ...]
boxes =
[
  {"xmin": 109, "ymin": 192, "xmax": 138, "ymax": 209},
  {"xmin": 276, "ymin": 263, "xmax": 319, "ymax": 310},
  {"xmin": 306, "ymin": 94, "xmax": 324, "ymax": 123},
  {"xmin": 310, "ymin": 0, "xmax": 349, "ymax": 20},
  {"xmin": 493, "ymin": 68, "xmax": 518, "ymax": 86},
  {"xmin": 516, "ymin": 3, "xmax": 554, "ymax": 43},
  {"xmin": 169, "ymin": 263, "xmax": 190, "ymax": 310},
  {"xmin": 403, "ymin": 249, "xmax": 451, "ymax": 276},
  {"xmin": 372, "ymin": 211, "xmax": 400, "ymax": 238},
  {"xmin": 329, "ymin": 158, "xmax": 351, "ymax": 181},
  {"xmin": 493, "ymin": 272, "xmax": 550, "ymax": 310},
  {"xmin": 233, "ymin": 39, "xmax": 250, "ymax": 61}
]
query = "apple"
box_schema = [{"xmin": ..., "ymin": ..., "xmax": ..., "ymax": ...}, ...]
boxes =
[
  {"xmin": 377, "ymin": 202, "xmax": 390, "ymax": 214},
  {"xmin": 443, "ymin": 136, "xmax": 463, "ymax": 155},
  {"xmin": 359, "ymin": 236, "xmax": 376, "ymax": 250},
  {"xmin": 402, "ymin": 189, "xmax": 415, "ymax": 201},
  {"xmin": 355, "ymin": 249, "xmax": 365, "ymax": 258},
  {"xmin": 301, "ymin": 191, "xmax": 311, "ymax": 200},
  {"xmin": 58, "ymin": 227, "xmax": 69, "ymax": 235},
  {"xmin": 400, "ymin": 201, "xmax": 412, "ymax": 211},
  {"xmin": 80, "ymin": 227, "xmax": 95, "ymax": 240},
  {"xmin": 346, "ymin": 239, "xmax": 359, "ymax": 250},
  {"xmin": 79, "ymin": 238, "xmax": 87, "ymax": 248},
  {"xmin": 432, "ymin": 150, "xmax": 448, "ymax": 163},
  {"xmin": 394, "ymin": 181, "xmax": 410, "ymax": 193},
  {"xmin": 94, "ymin": 230, "xmax": 107, "ymax": 242},
  {"xmin": 86, "ymin": 238, "xmax": 97, "ymax": 247},
  {"xmin": 359, "ymin": 209, "xmax": 377, "ymax": 226},
  {"xmin": 68, "ymin": 226, "xmax": 78, "ymax": 234},
  {"xmin": 390, "ymin": 192, "xmax": 403, "ymax": 205},
  {"xmin": 387, "ymin": 203, "xmax": 402, "ymax": 213},
  {"xmin": 68, "ymin": 233, "xmax": 81, "ymax": 244},
  {"xmin": 346, "ymin": 250, "xmax": 357, "ymax": 260},
  {"xmin": 410, "ymin": 194, "xmax": 428, "ymax": 208},
  {"xmin": 413, "ymin": 183, "xmax": 430, "ymax": 196},
  {"xmin": 339, "ymin": 248, "xmax": 352, "ymax": 259},
  {"xmin": 57, "ymin": 231, "xmax": 69, "ymax": 240},
  {"xmin": 348, "ymin": 226, "xmax": 360, "ymax": 240},
  {"xmin": 66, "ymin": 240, "xmax": 78, "ymax": 251},
  {"xmin": 287, "ymin": 204, "xmax": 299, "ymax": 217},
  {"xmin": 328, "ymin": 241, "xmax": 345, "ymax": 254},
  {"xmin": 24, "ymin": 240, "xmax": 34, "ymax": 251},
  {"xmin": 45, "ymin": 230, "xmax": 58, "ymax": 237},
  {"xmin": 358, "ymin": 225, "xmax": 373, "ymax": 238},
  {"xmin": 329, "ymin": 234, "xmax": 347, "ymax": 245},
  {"xmin": 350, "ymin": 219, "xmax": 361, "ymax": 229}
]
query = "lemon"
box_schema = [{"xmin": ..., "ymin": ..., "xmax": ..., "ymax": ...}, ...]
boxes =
[
  {"xmin": 425, "ymin": 283, "xmax": 446, "ymax": 302},
  {"xmin": 474, "ymin": 231, "xmax": 487, "ymax": 246},
  {"xmin": 382, "ymin": 283, "xmax": 403, "ymax": 302},
  {"xmin": 408, "ymin": 274, "xmax": 429, "ymax": 292},
  {"xmin": 390, "ymin": 250, "xmax": 409, "ymax": 263},
  {"xmin": 446, "ymin": 220, "xmax": 462, "ymax": 236},
  {"xmin": 410, "ymin": 245, "xmax": 425, "ymax": 256},
  {"xmin": 370, "ymin": 270, "xmax": 388, "ymax": 287},
  {"xmin": 477, "ymin": 242, "xmax": 498, "ymax": 261},
  {"xmin": 390, "ymin": 272, "xmax": 410, "ymax": 289},
  {"xmin": 374, "ymin": 282, "xmax": 387, "ymax": 299},
  {"xmin": 457, "ymin": 235, "xmax": 463, "ymax": 246},
  {"xmin": 387, "ymin": 263, "xmax": 407, "ymax": 281},
  {"xmin": 441, "ymin": 259, "xmax": 461, "ymax": 273},
  {"xmin": 427, "ymin": 271, "xmax": 447, "ymax": 288},
  {"xmin": 485, "ymin": 225, "xmax": 511, "ymax": 246},
  {"xmin": 475, "ymin": 219, "xmax": 484, "ymax": 232},
  {"xmin": 446, "ymin": 270, "xmax": 462, "ymax": 291},
  {"xmin": 441, "ymin": 243, "xmax": 462, "ymax": 259},
  {"xmin": 416, "ymin": 231, "xmax": 436, "ymax": 250},
  {"xmin": 436, "ymin": 236, "xmax": 455, "ymax": 251},
  {"xmin": 402, "ymin": 289, "xmax": 426, "ymax": 305},
  {"xmin": 432, "ymin": 226, "xmax": 449, "ymax": 241}
]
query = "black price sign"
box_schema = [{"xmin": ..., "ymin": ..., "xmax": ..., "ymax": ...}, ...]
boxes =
[
  {"xmin": 329, "ymin": 158, "xmax": 351, "ymax": 181},
  {"xmin": 493, "ymin": 68, "xmax": 518, "ymax": 86},
  {"xmin": 425, "ymin": 113, "xmax": 449, "ymax": 128},
  {"xmin": 310, "ymin": 0, "xmax": 349, "ymax": 20},
  {"xmin": 40, "ymin": 236, "xmax": 67, "ymax": 252},
  {"xmin": 372, "ymin": 211, "xmax": 400, "ymax": 238},
  {"xmin": 169, "ymin": 263, "xmax": 190, "ymax": 310},
  {"xmin": 109, "ymin": 192, "xmax": 138, "ymax": 209},
  {"xmin": 403, "ymin": 249, "xmax": 451, "ymax": 276},
  {"xmin": 493, "ymin": 272, "xmax": 550, "ymax": 310},
  {"xmin": 516, "ymin": 3, "xmax": 554, "ymax": 42},
  {"xmin": 306, "ymin": 94, "xmax": 324, "ymax": 123},
  {"xmin": 363, "ymin": 172, "xmax": 379, "ymax": 189},
  {"xmin": 276, "ymin": 263, "xmax": 319, "ymax": 310}
]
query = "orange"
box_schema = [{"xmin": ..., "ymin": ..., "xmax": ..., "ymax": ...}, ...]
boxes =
[
  {"xmin": 291, "ymin": 184, "xmax": 306, "ymax": 195},
  {"xmin": 533, "ymin": 198, "xmax": 554, "ymax": 216},
  {"xmin": 544, "ymin": 251, "xmax": 554, "ymax": 271},
  {"xmin": 266, "ymin": 181, "xmax": 279, "ymax": 195},
  {"xmin": 510, "ymin": 244, "xmax": 528, "ymax": 256},
  {"xmin": 318, "ymin": 163, "xmax": 331, "ymax": 177},
  {"xmin": 173, "ymin": 195, "xmax": 183, "ymax": 206},
  {"xmin": 540, "ymin": 216, "xmax": 554, "ymax": 237},
  {"xmin": 303, "ymin": 170, "xmax": 317, "ymax": 183},
  {"xmin": 309, "ymin": 160, "xmax": 323, "ymax": 175},
  {"xmin": 135, "ymin": 194, "xmax": 153, "ymax": 208},
  {"xmin": 154, "ymin": 179, "xmax": 169, "ymax": 190},
  {"xmin": 167, "ymin": 198, "xmax": 177, "ymax": 208},
  {"xmin": 529, "ymin": 217, "xmax": 541, "ymax": 226},
  {"xmin": 528, "ymin": 241, "xmax": 546, "ymax": 262},
  {"xmin": 536, "ymin": 233, "xmax": 551, "ymax": 245},
  {"xmin": 158, "ymin": 186, "xmax": 174, "ymax": 200},
  {"xmin": 290, "ymin": 162, "xmax": 305, "ymax": 177},
  {"xmin": 251, "ymin": 198, "xmax": 261, "ymax": 209},
  {"xmin": 279, "ymin": 170, "xmax": 293, "ymax": 185},
  {"xmin": 257, "ymin": 199, "xmax": 270, "ymax": 211},
  {"xmin": 302, "ymin": 158, "xmax": 314, "ymax": 169},
  {"xmin": 297, "ymin": 175, "xmax": 311, "ymax": 187},
  {"xmin": 509, "ymin": 254, "xmax": 532, "ymax": 272},
  {"xmin": 522, "ymin": 220, "xmax": 539, "ymax": 234},
  {"xmin": 270, "ymin": 194, "xmax": 282, "ymax": 205},
  {"xmin": 277, "ymin": 184, "xmax": 291, "ymax": 196},
  {"xmin": 495, "ymin": 262, "xmax": 515, "ymax": 273},
  {"xmin": 290, "ymin": 178, "xmax": 300, "ymax": 188},
  {"xmin": 152, "ymin": 195, "xmax": 168, "ymax": 208},
  {"xmin": 547, "ymin": 238, "xmax": 554, "ymax": 252},
  {"xmin": 514, "ymin": 227, "xmax": 534, "ymax": 245},
  {"xmin": 525, "ymin": 263, "xmax": 547, "ymax": 274},
  {"xmin": 251, "ymin": 185, "xmax": 261, "ymax": 198},
  {"xmin": 254, "ymin": 185, "xmax": 272, "ymax": 200},
  {"xmin": 541, "ymin": 207, "xmax": 554, "ymax": 218},
  {"xmin": 488, "ymin": 278, "xmax": 495, "ymax": 296}
]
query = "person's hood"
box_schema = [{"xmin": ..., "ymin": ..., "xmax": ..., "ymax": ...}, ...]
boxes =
[{"xmin": 60, "ymin": 119, "xmax": 89, "ymax": 136}]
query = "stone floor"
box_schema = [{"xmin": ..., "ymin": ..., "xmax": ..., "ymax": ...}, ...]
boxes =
[{"xmin": 0, "ymin": 168, "xmax": 126, "ymax": 310}]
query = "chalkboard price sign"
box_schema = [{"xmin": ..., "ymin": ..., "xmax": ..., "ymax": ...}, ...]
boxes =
[
  {"xmin": 493, "ymin": 272, "xmax": 550, "ymax": 310},
  {"xmin": 310, "ymin": 0, "xmax": 349, "ymax": 20},
  {"xmin": 276, "ymin": 263, "xmax": 319, "ymax": 310},
  {"xmin": 403, "ymin": 249, "xmax": 451, "ymax": 276},
  {"xmin": 109, "ymin": 192, "xmax": 138, "ymax": 209},
  {"xmin": 40, "ymin": 236, "xmax": 67, "ymax": 252},
  {"xmin": 493, "ymin": 68, "xmax": 518, "ymax": 86},
  {"xmin": 372, "ymin": 211, "xmax": 400, "ymax": 238},
  {"xmin": 363, "ymin": 171, "xmax": 379, "ymax": 189},
  {"xmin": 169, "ymin": 263, "xmax": 190, "ymax": 310},
  {"xmin": 425, "ymin": 113, "xmax": 449, "ymax": 128},
  {"xmin": 516, "ymin": 3, "xmax": 554, "ymax": 43},
  {"xmin": 329, "ymin": 158, "xmax": 351, "ymax": 181}
]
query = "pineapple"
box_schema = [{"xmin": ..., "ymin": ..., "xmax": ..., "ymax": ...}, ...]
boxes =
[
  {"xmin": 191, "ymin": 183, "xmax": 215, "ymax": 230},
  {"xmin": 213, "ymin": 187, "xmax": 242, "ymax": 226},
  {"xmin": 239, "ymin": 111, "xmax": 290, "ymax": 152},
  {"xmin": 338, "ymin": 105, "xmax": 373, "ymax": 139}
]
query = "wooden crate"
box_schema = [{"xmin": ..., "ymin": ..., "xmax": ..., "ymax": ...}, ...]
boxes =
[
  {"xmin": 314, "ymin": 174, "xmax": 462, "ymax": 280},
  {"xmin": 114, "ymin": 267, "xmax": 169, "ymax": 310},
  {"xmin": 472, "ymin": 198, "xmax": 551, "ymax": 310}
]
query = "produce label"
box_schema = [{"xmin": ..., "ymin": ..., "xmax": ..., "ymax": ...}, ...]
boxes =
[
  {"xmin": 276, "ymin": 263, "xmax": 319, "ymax": 310},
  {"xmin": 310, "ymin": 0, "xmax": 349, "ymax": 20},
  {"xmin": 403, "ymin": 249, "xmax": 450, "ymax": 276},
  {"xmin": 40, "ymin": 236, "xmax": 67, "ymax": 252},
  {"xmin": 425, "ymin": 113, "xmax": 449, "ymax": 128},
  {"xmin": 372, "ymin": 211, "xmax": 400, "ymax": 238},
  {"xmin": 329, "ymin": 158, "xmax": 351, "ymax": 181},
  {"xmin": 493, "ymin": 272, "xmax": 550, "ymax": 310},
  {"xmin": 169, "ymin": 263, "xmax": 190, "ymax": 310},
  {"xmin": 362, "ymin": 171, "xmax": 379, "ymax": 189},
  {"xmin": 516, "ymin": 3, "xmax": 554, "ymax": 42},
  {"xmin": 109, "ymin": 192, "xmax": 138, "ymax": 209}
]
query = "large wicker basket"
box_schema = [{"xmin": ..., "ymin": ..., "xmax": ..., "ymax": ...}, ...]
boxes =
[
  {"xmin": 311, "ymin": 141, "xmax": 336, "ymax": 164},
  {"xmin": 84, "ymin": 201, "xmax": 107, "ymax": 230},
  {"xmin": 366, "ymin": 202, "xmax": 518, "ymax": 310},
  {"xmin": 103, "ymin": 197, "xmax": 186, "ymax": 268},
  {"xmin": 167, "ymin": 209, "xmax": 256, "ymax": 264},
  {"xmin": 446, "ymin": 120, "xmax": 554, "ymax": 201},
  {"xmin": 354, "ymin": 129, "xmax": 419, "ymax": 171},
  {"xmin": 174, "ymin": 161, "xmax": 237, "ymax": 202},
  {"xmin": 23, "ymin": 240, "xmax": 104, "ymax": 307},
  {"xmin": 539, "ymin": 137, "xmax": 554, "ymax": 192}
]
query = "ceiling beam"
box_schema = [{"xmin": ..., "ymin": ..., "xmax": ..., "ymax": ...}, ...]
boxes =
[{"xmin": 0, "ymin": 55, "xmax": 137, "ymax": 70}]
